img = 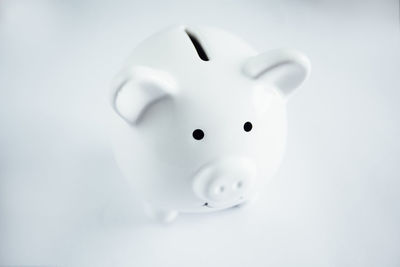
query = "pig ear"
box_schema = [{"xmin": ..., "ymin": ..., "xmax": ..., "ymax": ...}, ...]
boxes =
[
  {"xmin": 242, "ymin": 49, "xmax": 311, "ymax": 97},
  {"xmin": 111, "ymin": 66, "xmax": 177, "ymax": 124}
]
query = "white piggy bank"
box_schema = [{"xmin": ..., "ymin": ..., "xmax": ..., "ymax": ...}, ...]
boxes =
[{"xmin": 109, "ymin": 26, "xmax": 310, "ymax": 222}]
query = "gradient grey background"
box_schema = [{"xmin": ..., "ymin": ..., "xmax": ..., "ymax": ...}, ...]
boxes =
[{"xmin": 1, "ymin": 0, "xmax": 399, "ymax": 266}]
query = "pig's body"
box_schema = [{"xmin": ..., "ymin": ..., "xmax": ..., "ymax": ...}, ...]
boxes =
[{"xmin": 110, "ymin": 26, "xmax": 310, "ymax": 222}]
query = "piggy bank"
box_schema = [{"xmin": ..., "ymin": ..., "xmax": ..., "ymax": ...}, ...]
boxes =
[{"xmin": 109, "ymin": 26, "xmax": 310, "ymax": 222}]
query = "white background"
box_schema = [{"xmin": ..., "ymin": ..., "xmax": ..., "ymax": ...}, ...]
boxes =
[{"xmin": 1, "ymin": 0, "xmax": 399, "ymax": 266}]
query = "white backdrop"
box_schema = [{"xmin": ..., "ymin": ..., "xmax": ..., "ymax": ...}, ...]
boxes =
[{"xmin": 1, "ymin": 0, "xmax": 399, "ymax": 266}]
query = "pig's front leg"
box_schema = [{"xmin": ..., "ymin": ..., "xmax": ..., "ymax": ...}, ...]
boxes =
[
  {"xmin": 144, "ymin": 203, "xmax": 179, "ymax": 223},
  {"xmin": 234, "ymin": 192, "xmax": 259, "ymax": 208}
]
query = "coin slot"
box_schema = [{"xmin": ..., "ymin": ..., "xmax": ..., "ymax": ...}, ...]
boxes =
[{"xmin": 185, "ymin": 29, "xmax": 209, "ymax": 61}]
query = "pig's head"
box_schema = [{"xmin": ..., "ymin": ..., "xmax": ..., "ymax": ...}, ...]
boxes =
[{"xmin": 110, "ymin": 26, "xmax": 310, "ymax": 212}]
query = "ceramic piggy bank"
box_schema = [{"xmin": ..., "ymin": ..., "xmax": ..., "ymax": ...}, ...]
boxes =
[{"xmin": 109, "ymin": 26, "xmax": 310, "ymax": 222}]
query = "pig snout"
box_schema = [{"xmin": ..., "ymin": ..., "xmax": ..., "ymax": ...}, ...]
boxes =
[{"xmin": 192, "ymin": 158, "xmax": 257, "ymax": 207}]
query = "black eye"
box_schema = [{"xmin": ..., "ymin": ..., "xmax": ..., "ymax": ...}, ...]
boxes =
[
  {"xmin": 243, "ymin": 121, "xmax": 252, "ymax": 132},
  {"xmin": 192, "ymin": 129, "xmax": 204, "ymax": 140}
]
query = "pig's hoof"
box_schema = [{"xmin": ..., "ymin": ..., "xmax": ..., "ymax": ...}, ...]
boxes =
[
  {"xmin": 144, "ymin": 204, "xmax": 178, "ymax": 223},
  {"xmin": 157, "ymin": 210, "xmax": 179, "ymax": 223}
]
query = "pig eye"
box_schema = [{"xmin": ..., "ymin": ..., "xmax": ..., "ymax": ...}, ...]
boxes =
[
  {"xmin": 192, "ymin": 129, "xmax": 205, "ymax": 140},
  {"xmin": 243, "ymin": 121, "xmax": 253, "ymax": 132}
]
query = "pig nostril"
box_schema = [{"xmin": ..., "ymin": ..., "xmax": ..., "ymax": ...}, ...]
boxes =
[
  {"xmin": 215, "ymin": 186, "xmax": 225, "ymax": 194},
  {"xmin": 233, "ymin": 181, "xmax": 243, "ymax": 190}
]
